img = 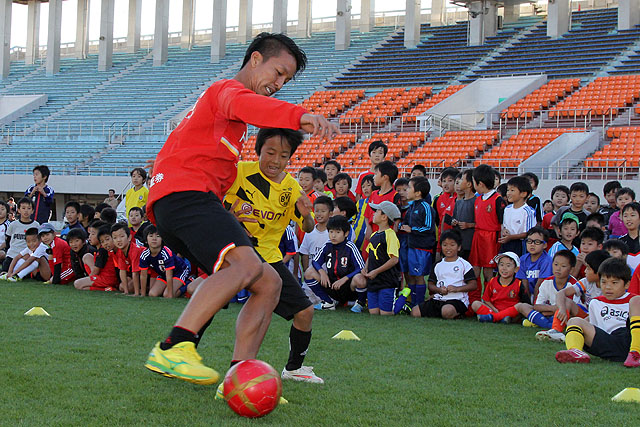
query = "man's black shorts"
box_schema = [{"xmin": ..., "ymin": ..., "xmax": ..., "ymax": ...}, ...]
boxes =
[
  {"xmin": 585, "ymin": 326, "xmax": 631, "ymax": 362},
  {"xmin": 418, "ymin": 298, "xmax": 467, "ymax": 318},
  {"xmin": 153, "ymin": 191, "xmax": 254, "ymax": 275},
  {"xmin": 271, "ymin": 261, "xmax": 313, "ymax": 321}
]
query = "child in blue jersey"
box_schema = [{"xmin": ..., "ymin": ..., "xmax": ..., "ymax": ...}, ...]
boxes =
[
  {"xmin": 139, "ymin": 225, "xmax": 192, "ymax": 298},
  {"xmin": 399, "ymin": 176, "xmax": 436, "ymax": 307},
  {"xmin": 304, "ymin": 215, "xmax": 367, "ymax": 310},
  {"xmin": 548, "ymin": 213, "xmax": 580, "ymax": 258},
  {"xmin": 517, "ymin": 226, "xmax": 553, "ymax": 299},
  {"xmin": 279, "ymin": 223, "xmax": 299, "ymax": 277}
]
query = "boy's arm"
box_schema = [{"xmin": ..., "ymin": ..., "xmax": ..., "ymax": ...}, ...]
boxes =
[
  {"xmin": 365, "ymin": 255, "xmax": 399, "ymax": 279},
  {"xmin": 118, "ymin": 269, "xmax": 129, "ymax": 294},
  {"xmin": 571, "ymin": 253, "xmax": 586, "ymax": 277},
  {"xmin": 533, "ymin": 303, "xmax": 556, "ymax": 315},
  {"xmin": 140, "ymin": 269, "xmax": 148, "ymax": 297},
  {"xmin": 301, "ymin": 254, "xmax": 310, "ymax": 271},
  {"xmin": 282, "ymin": 253, "xmax": 294, "ymax": 264},
  {"xmin": 132, "ymin": 271, "xmax": 141, "ymax": 296},
  {"xmin": 451, "ymin": 279, "xmax": 478, "ymax": 294},
  {"xmin": 495, "ymin": 196, "xmax": 506, "ymax": 224},
  {"xmin": 52, "ymin": 263, "xmax": 62, "ymax": 284},
  {"xmin": 7, "ymin": 254, "xmax": 22, "ymax": 275},
  {"xmin": 165, "ymin": 269, "xmax": 174, "ymax": 298},
  {"xmin": 555, "ymin": 286, "xmax": 578, "ymax": 322}
]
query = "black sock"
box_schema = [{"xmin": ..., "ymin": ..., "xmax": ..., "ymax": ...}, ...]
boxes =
[
  {"xmin": 160, "ymin": 326, "xmax": 198, "ymax": 350},
  {"xmin": 285, "ymin": 325, "xmax": 312, "ymax": 371},
  {"xmin": 230, "ymin": 359, "xmax": 241, "ymax": 368},
  {"xmin": 194, "ymin": 315, "xmax": 214, "ymax": 347}
]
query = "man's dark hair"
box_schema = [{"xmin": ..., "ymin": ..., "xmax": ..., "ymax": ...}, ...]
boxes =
[
  {"xmin": 88, "ymin": 220, "xmax": 107, "ymax": 230},
  {"xmin": 580, "ymin": 226, "xmax": 605, "ymax": 245},
  {"xmin": 144, "ymin": 224, "xmax": 159, "ymax": 242},
  {"xmin": 95, "ymin": 203, "xmax": 111, "ymax": 213},
  {"xmin": 333, "ymin": 197, "xmax": 357, "ymax": 219},
  {"xmin": 129, "ymin": 206, "xmax": 144, "ymax": 217},
  {"xmin": 554, "ymin": 249, "xmax": 577, "ymax": 267},
  {"xmin": 584, "ymin": 250, "xmax": 610, "ymax": 275},
  {"xmin": 130, "ymin": 167, "xmax": 147, "ymax": 181},
  {"xmin": 33, "ymin": 165, "xmax": 50, "ymax": 182},
  {"xmin": 440, "ymin": 167, "xmax": 459, "ymax": 181},
  {"xmin": 97, "ymin": 225, "xmax": 112, "ymax": 240},
  {"xmin": 100, "ymin": 208, "xmax": 117, "ymax": 224},
  {"xmin": 241, "ymin": 32, "xmax": 307, "ymax": 77},
  {"xmin": 410, "ymin": 164, "xmax": 426, "ymax": 176},
  {"xmin": 622, "ymin": 201, "xmax": 640, "ymax": 217},
  {"xmin": 315, "ymin": 168, "xmax": 327, "ymax": 184},
  {"xmin": 324, "ymin": 160, "xmax": 341, "ymax": 172},
  {"xmin": 616, "ymin": 187, "xmax": 636, "ymax": 200},
  {"xmin": 603, "ymin": 238, "xmax": 629, "ymax": 256},
  {"xmin": 108, "ymin": 188, "xmax": 116, "ymax": 193},
  {"xmin": 17, "ymin": 197, "xmax": 33, "ymax": 209},
  {"xmin": 255, "ymin": 128, "xmax": 304, "ymax": 157},
  {"xmin": 440, "ymin": 229, "xmax": 462, "ymax": 247},
  {"xmin": 603, "ymin": 180, "xmax": 622, "ymax": 195},
  {"xmin": 25, "ymin": 227, "xmax": 39, "ymax": 238},
  {"xmin": 368, "ymin": 140, "xmax": 388, "ymax": 156},
  {"xmin": 551, "ymin": 185, "xmax": 570, "ymax": 199},
  {"xmin": 313, "ymin": 195, "xmax": 334, "ymax": 211},
  {"xmin": 299, "ymin": 166, "xmax": 317, "ymax": 181},
  {"xmin": 395, "ymin": 177, "xmax": 409, "ymax": 188},
  {"xmin": 521, "ymin": 172, "xmax": 539, "ymax": 188},
  {"xmin": 526, "ymin": 226, "xmax": 549, "ymax": 241},
  {"xmin": 587, "ymin": 192, "xmax": 600, "ymax": 205},
  {"xmin": 507, "ymin": 176, "xmax": 532, "ymax": 198},
  {"xmin": 327, "ymin": 215, "xmax": 350, "ymax": 234},
  {"xmin": 472, "ymin": 164, "xmax": 496, "ymax": 190},
  {"xmin": 598, "ymin": 257, "xmax": 631, "ymax": 283},
  {"xmin": 111, "ymin": 222, "xmax": 130, "ymax": 237},
  {"xmin": 374, "ymin": 161, "xmax": 398, "ymax": 184},
  {"xmin": 409, "ymin": 176, "xmax": 430, "ymax": 199},
  {"xmin": 64, "ymin": 201, "xmax": 81, "ymax": 213},
  {"xmin": 334, "ymin": 172, "xmax": 352, "ymax": 188},
  {"xmin": 67, "ymin": 227, "xmax": 88, "ymax": 243},
  {"xmin": 586, "ymin": 212, "xmax": 606, "ymax": 227},
  {"xmin": 79, "ymin": 204, "xmax": 95, "ymax": 221},
  {"xmin": 569, "ymin": 182, "xmax": 589, "ymax": 195}
]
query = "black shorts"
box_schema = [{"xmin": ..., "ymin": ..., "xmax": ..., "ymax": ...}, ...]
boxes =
[
  {"xmin": 153, "ymin": 191, "xmax": 254, "ymax": 275},
  {"xmin": 418, "ymin": 298, "xmax": 467, "ymax": 318},
  {"xmin": 585, "ymin": 326, "xmax": 631, "ymax": 362},
  {"xmin": 326, "ymin": 278, "xmax": 356, "ymax": 304},
  {"xmin": 271, "ymin": 261, "xmax": 313, "ymax": 321}
]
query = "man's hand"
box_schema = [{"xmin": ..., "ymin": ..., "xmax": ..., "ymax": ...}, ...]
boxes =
[
  {"xmin": 295, "ymin": 190, "xmax": 313, "ymax": 217},
  {"xmin": 300, "ymin": 114, "xmax": 340, "ymax": 140}
]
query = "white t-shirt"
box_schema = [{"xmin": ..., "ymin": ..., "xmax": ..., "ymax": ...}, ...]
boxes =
[
  {"xmin": 572, "ymin": 278, "xmax": 602, "ymax": 307},
  {"xmin": 19, "ymin": 242, "xmax": 48, "ymax": 259},
  {"xmin": 299, "ymin": 226, "xmax": 329, "ymax": 261},
  {"xmin": 0, "ymin": 219, "xmax": 10, "ymax": 247},
  {"xmin": 503, "ymin": 204, "xmax": 536, "ymax": 235},
  {"xmin": 430, "ymin": 257, "xmax": 476, "ymax": 306},
  {"xmin": 589, "ymin": 292, "xmax": 633, "ymax": 334},
  {"xmin": 535, "ymin": 277, "xmax": 580, "ymax": 306},
  {"xmin": 6, "ymin": 220, "xmax": 40, "ymax": 258}
]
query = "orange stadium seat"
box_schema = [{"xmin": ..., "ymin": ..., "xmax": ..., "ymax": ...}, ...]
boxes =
[
  {"xmin": 402, "ymin": 85, "xmax": 466, "ymax": 123},
  {"xmin": 586, "ymin": 127, "xmax": 640, "ymax": 169},
  {"xmin": 340, "ymin": 87, "xmax": 431, "ymax": 125},
  {"xmin": 401, "ymin": 130, "xmax": 498, "ymax": 168},
  {"xmin": 300, "ymin": 89, "xmax": 365, "ymax": 118},
  {"xmin": 501, "ymin": 78, "xmax": 581, "ymax": 120}
]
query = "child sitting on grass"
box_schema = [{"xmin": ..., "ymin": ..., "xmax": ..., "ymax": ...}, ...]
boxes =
[
  {"xmin": 2, "ymin": 197, "xmax": 39, "ymax": 272},
  {"xmin": 412, "ymin": 230, "xmax": 477, "ymax": 319},
  {"xmin": 0, "ymin": 227, "xmax": 50, "ymax": 282},
  {"xmin": 74, "ymin": 225, "xmax": 119, "ymax": 291},
  {"xmin": 67, "ymin": 227, "xmax": 95, "ymax": 281},
  {"xmin": 473, "ymin": 252, "xmax": 527, "ymax": 324},
  {"xmin": 111, "ymin": 223, "xmax": 144, "ymax": 295},
  {"xmin": 515, "ymin": 250, "xmax": 578, "ymax": 328},
  {"xmin": 555, "ymin": 257, "xmax": 640, "ymax": 367},
  {"xmin": 38, "ymin": 223, "xmax": 74, "ymax": 285}
]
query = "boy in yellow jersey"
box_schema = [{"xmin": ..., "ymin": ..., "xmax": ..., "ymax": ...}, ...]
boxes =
[
  {"xmin": 222, "ymin": 127, "xmax": 324, "ymax": 384},
  {"xmin": 125, "ymin": 167, "xmax": 148, "ymax": 220}
]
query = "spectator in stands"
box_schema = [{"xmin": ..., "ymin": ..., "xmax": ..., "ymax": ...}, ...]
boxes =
[
  {"xmin": 104, "ymin": 189, "xmax": 119, "ymax": 210},
  {"xmin": 100, "ymin": 207, "xmax": 117, "ymax": 225},
  {"xmin": 74, "ymin": 224, "xmax": 119, "ymax": 291},
  {"xmin": 2, "ymin": 198, "xmax": 39, "ymax": 272},
  {"xmin": 78, "ymin": 204, "xmax": 95, "ymax": 230},
  {"xmin": 600, "ymin": 180, "xmax": 622, "ymax": 224},
  {"xmin": 452, "ymin": 170, "xmax": 476, "ymax": 261},
  {"xmin": 94, "ymin": 203, "xmax": 110, "ymax": 220},
  {"xmin": 38, "ymin": 223, "xmax": 74, "ymax": 285},
  {"xmin": 517, "ymin": 227, "xmax": 553, "ymax": 299},
  {"xmin": 572, "ymin": 226, "xmax": 605, "ymax": 280},
  {"xmin": 129, "ymin": 206, "xmax": 150, "ymax": 245},
  {"xmin": 410, "ymin": 164, "xmax": 427, "ymax": 179},
  {"xmin": 542, "ymin": 185, "xmax": 570, "ymax": 248},
  {"xmin": 111, "ymin": 222, "xmax": 144, "ymax": 295},
  {"xmin": 603, "ymin": 238, "xmax": 628, "ymax": 262},
  {"xmin": 67, "ymin": 227, "xmax": 95, "ymax": 281},
  {"xmin": 620, "ymin": 202, "xmax": 640, "ymax": 272},
  {"xmin": 333, "ymin": 172, "xmax": 355, "ymax": 202},
  {"xmin": 25, "ymin": 165, "xmax": 54, "ymax": 224},
  {"xmin": 353, "ymin": 175, "xmax": 374, "ymax": 250},
  {"xmin": 499, "ymin": 176, "xmax": 535, "ymax": 257},
  {"xmin": 522, "ymin": 172, "xmax": 542, "ymax": 225},
  {"xmin": 585, "ymin": 192, "xmax": 601, "ymax": 215},
  {"xmin": 433, "ymin": 167, "xmax": 459, "ymax": 246},
  {"xmin": 549, "ymin": 213, "xmax": 580, "ymax": 258},
  {"xmin": 323, "ymin": 160, "xmax": 341, "ymax": 195},
  {"xmin": 313, "ymin": 169, "xmax": 332, "ymax": 198},
  {"xmin": 356, "ymin": 140, "xmax": 387, "ymax": 200},
  {"xmin": 0, "ymin": 200, "xmax": 10, "ymax": 264},
  {"xmin": 551, "ymin": 182, "xmax": 590, "ymax": 240},
  {"xmin": 543, "ymin": 200, "xmax": 554, "ymax": 216},
  {"xmin": 0, "ymin": 227, "xmax": 50, "ymax": 282},
  {"xmin": 608, "ymin": 187, "xmax": 635, "ymax": 238},
  {"xmin": 125, "ymin": 167, "xmax": 148, "ymax": 220},
  {"xmin": 365, "ymin": 161, "xmax": 400, "ymax": 235},
  {"xmin": 60, "ymin": 202, "xmax": 84, "ymax": 239}
]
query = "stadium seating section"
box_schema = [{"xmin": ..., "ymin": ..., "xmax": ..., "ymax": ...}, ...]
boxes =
[
  {"xmin": 586, "ymin": 127, "xmax": 640, "ymax": 168},
  {"xmin": 501, "ymin": 79, "xmax": 581, "ymax": 120}
]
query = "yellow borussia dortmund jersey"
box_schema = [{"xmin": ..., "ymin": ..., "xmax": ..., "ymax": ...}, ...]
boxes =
[{"xmin": 224, "ymin": 161, "xmax": 304, "ymax": 263}]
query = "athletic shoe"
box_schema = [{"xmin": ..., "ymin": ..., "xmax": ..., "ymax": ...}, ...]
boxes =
[
  {"xmin": 399, "ymin": 287, "xmax": 411, "ymax": 298},
  {"xmin": 536, "ymin": 329, "xmax": 566, "ymax": 343},
  {"xmin": 555, "ymin": 348, "xmax": 591, "ymax": 364},
  {"xmin": 313, "ymin": 301, "xmax": 336, "ymax": 310},
  {"xmin": 281, "ymin": 365, "xmax": 324, "ymax": 384},
  {"xmin": 6, "ymin": 275, "xmax": 20, "ymax": 282},
  {"xmin": 216, "ymin": 382, "xmax": 289, "ymax": 404},
  {"xmin": 144, "ymin": 341, "xmax": 219, "ymax": 385},
  {"xmin": 0, "ymin": 273, "xmax": 7, "ymax": 280},
  {"xmin": 522, "ymin": 319, "xmax": 538, "ymax": 327},
  {"xmin": 477, "ymin": 314, "xmax": 494, "ymax": 323},
  {"xmin": 350, "ymin": 302, "xmax": 365, "ymax": 313},
  {"xmin": 399, "ymin": 303, "xmax": 412, "ymax": 315},
  {"xmin": 623, "ymin": 350, "xmax": 640, "ymax": 368},
  {"xmin": 499, "ymin": 316, "xmax": 512, "ymax": 324}
]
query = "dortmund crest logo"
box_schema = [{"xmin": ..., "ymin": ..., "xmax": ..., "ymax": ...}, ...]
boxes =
[{"xmin": 280, "ymin": 192, "xmax": 292, "ymax": 207}]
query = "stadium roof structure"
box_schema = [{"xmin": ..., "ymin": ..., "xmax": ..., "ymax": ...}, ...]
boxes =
[{"xmin": 13, "ymin": 0, "xmax": 52, "ymax": 4}]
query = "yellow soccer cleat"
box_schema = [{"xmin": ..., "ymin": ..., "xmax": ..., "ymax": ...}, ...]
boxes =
[
  {"xmin": 216, "ymin": 382, "xmax": 288, "ymax": 404},
  {"xmin": 522, "ymin": 319, "xmax": 538, "ymax": 327},
  {"xmin": 144, "ymin": 341, "xmax": 219, "ymax": 385}
]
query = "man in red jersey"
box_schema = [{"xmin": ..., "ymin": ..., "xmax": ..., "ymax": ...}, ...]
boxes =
[{"xmin": 144, "ymin": 33, "xmax": 339, "ymax": 385}]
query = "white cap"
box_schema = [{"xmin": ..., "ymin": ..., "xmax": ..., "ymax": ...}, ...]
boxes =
[{"xmin": 493, "ymin": 251, "xmax": 520, "ymax": 268}]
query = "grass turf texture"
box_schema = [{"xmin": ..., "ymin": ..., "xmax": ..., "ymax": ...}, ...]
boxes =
[{"xmin": 2, "ymin": 281, "xmax": 640, "ymax": 426}]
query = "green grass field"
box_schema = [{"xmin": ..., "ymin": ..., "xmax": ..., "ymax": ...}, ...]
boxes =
[{"xmin": 2, "ymin": 281, "xmax": 640, "ymax": 426}]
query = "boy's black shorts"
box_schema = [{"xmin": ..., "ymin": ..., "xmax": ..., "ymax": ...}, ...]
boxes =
[
  {"xmin": 418, "ymin": 298, "xmax": 467, "ymax": 318},
  {"xmin": 271, "ymin": 261, "xmax": 313, "ymax": 320},
  {"xmin": 585, "ymin": 326, "xmax": 631, "ymax": 362},
  {"xmin": 153, "ymin": 191, "xmax": 254, "ymax": 275},
  {"xmin": 326, "ymin": 278, "xmax": 356, "ymax": 304}
]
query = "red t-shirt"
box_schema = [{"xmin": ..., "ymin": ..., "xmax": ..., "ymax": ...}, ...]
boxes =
[
  {"xmin": 335, "ymin": 191, "xmax": 356, "ymax": 202},
  {"xmin": 365, "ymin": 188, "xmax": 399, "ymax": 233},
  {"xmin": 147, "ymin": 79, "xmax": 307, "ymax": 223},
  {"xmin": 482, "ymin": 277, "xmax": 523, "ymax": 311},
  {"xmin": 434, "ymin": 192, "xmax": 457, "ymax": 234},
  {"xmin": 629, "ymin": 267, "xmax": 640, "ymax": 295},
  {"xmin": 48, "ymin": 236, "xmax": 72, "ymax": 272},
  {"xmin": 355, "ymin": 171, "xmax": 374, "ymax": 197},
  {"xmin": 114, "ymin": 240, "xmax": 145, "ymax": 273},
  {"xmin": 474, "ymin": 191, "xmax": 505, "ymax": 232},
  {"xmin": 94, "ymin": 249, "xmax": 118, "ymax": 283}
]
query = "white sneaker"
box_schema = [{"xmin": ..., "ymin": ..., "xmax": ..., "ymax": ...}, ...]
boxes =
[
  {"xmin": 281, "ymin": 365, "xmax": 324, "ymax": 384},
  {"xmin": 536, "ymin": 329, "xmax": 566, "ymax": 343},
  {"xmin": 6, "ymin": 275, "xmax": 19, "ymax": 283},
  {"xmin": 0, "ymin": 272, "xmax": 7, "ymax": 280},
  {"xmin": 313, "ymin": 301, "xmax": 336, "ymax": 310}
]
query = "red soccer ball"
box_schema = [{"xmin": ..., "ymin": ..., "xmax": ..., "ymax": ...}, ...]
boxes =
[{"xmin": 222, "ymin": 359, "xmax": 282, "ymax": 418}]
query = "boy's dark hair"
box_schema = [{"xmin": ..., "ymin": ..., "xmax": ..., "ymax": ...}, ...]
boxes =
[
  {"xmin": 587, "ymin": 192, "xmax": 600, "ymax": 205},
  {"xmin": 554, "ymin": 249, "xmax": 577, "ymax": 267},
  {"xmin": 100, "ymin": 208, "xmax": 117, "ymax": 224},
  {"xmin": 569, "ymin": 182, "xmax": 589, "ymax": 195},
  {"xmin": 130, "ymin": 167, "xmax": 147, "ymax": 180},
  {"xmin": 603, "ymin": 180, "xmax": 622, "ymax": 195},
  {"xmin": 598, "ymin": 257, "xmax": 631, "ymax": 283},
  {"xmin": 333, "ymin": 197, "xmax": 357, "ymax": 219},
  {"xmin": 410, "ymin": 164, "xmax": 426, "ymax": 175},
  {"xmin": 368, "ymin": 140, "xmax": 388, "ymax": 156},
  {"xmin": 327, "ymin": 215, "xmax": 350, "ymax": 234},
  {"xmin": 394, "ymin": 177, "xmax": 409, "ymax": 188},
  {"xmin": 110, "ymin": 222, "xmax": 131, "ymax": 236},
  {"xmin": 409, "ymin": 176, "xmax": 430, "ymax": 199},
  {"xmin": 361, "ymin": 174, "xmax": 375, "ymax": 188},
  {"xmin": 25, "ymin": 227, "xmax": 39, "ymax": 238},
  {"xmin": 33, "ymin": 165, "xmax": 50, "ymax": 182},
  {"xmin": 551, "ymin": 185, "xmax": 570, "ymax": 199},
  {"xmin": 299, "ymin": 166, "xmax": 317, "ymax": 180},
  {"xmin": 494, "ymin": 169, "xmax": 502, "ymax": 182},
  {"xmin": 313, "ymin": 195, "xmax": 334, "ymax": 211},
  {"xmin": 543, "ymin": 199, "xmax": 553, "ymax": 207},
  {"xmin": 324, "ymin": 160, "xmax": 341, "ymax": 172},
  {"xmin": 521, "ymin": 172, "xmax": 539, "ymax": 188},
  {"xmin": 472, "ymin": 164, "xmax": 496, "ymax": 190},
  {"xmin": 584, "ymin": 250, "xmax": 610, "ymax": 275},
  {"xmin": 144, "ymin": 224, "xmax": 159, "ymax": 242},
  {"xmin": 440, "ymin": 229, "xmax": 462, "ymax": 247},
  {"xmin": 462, "ymin": 169, "xmax": 475, "ymax": 190},
  {"xmin": 622, "ymin": 201, "xmax": 640, "ymax": 217},
  {"xmin": 315, "ymin": 169, "xmax": 327, "ymax": 183},
  {"xmin": 97, "ymin": 225, "xmax": 112, "ymax": 240},
  {"xmin": 17, "ymin": 197, "xmax": 34, "ymax": 209},
  {"xmin": 526, "ymin": 226, "xmax": 549, "ymax": 241},
  {"xmin": 586, "ymin": 212, "xmax": 606, "ymax": 227},
  {"xmin": 507, "ymin": 176, "xmax": 532, "ymax": 197},
  {"xmin": 440, "ymin": 167, "xmax": 459, "ymax": 181},
  {"xmin": 95, "ymin": 203, "xmax": 111, "ymax": 213},
  {"xmin": 616, "ymin": 187, "xmax": 636, "ymax": 200},
  {"xmin": 64, "ymin": 201, "xmax": 81, "ymax": 213},
  {"xmin": 67, "ymin": 227, "xmax": 88, "ymax": 243},
  {"xmin": 496, "ymin": 183, "xmax": 508, "ymax": 198},
  {"xmin": 374, "ymin": 160, "xmax": 398, "ymax": 184},
  {"xmin": 88, "ymin": 220, "xmax": 107, "ymax": 230},
  {"xmin": 0, "ymin": 200, "xmax": 9, "ymax": 217},
  {"xmin": 255, "ymin": 128, "xmax": 304, "ymax": 157},
  {"xmin": 241, "ymin": 32, "xmax": 307, "ymax": 77},
  {"xmin": 79, "ymin": 204, "xmax": 95, "ymax": 221},
  {"xmin": 580, "ymin": 226, "xmax": 605, "ymax": 245},
  {"xmin": 334, "ymin": 172, "xmax": 352, "ymax": 188},
  {"xmin": 129, "ymin": 206, "xmax": 144, "ymax": 217},
  {"xmin": 603, "ymin": 238, "xmax": 629, "ymax": 256}
]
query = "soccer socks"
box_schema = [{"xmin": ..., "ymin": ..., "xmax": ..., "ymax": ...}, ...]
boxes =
[
  {"xmin": 565, "ymin": 325, "xmax": 585, "ymax": 350},
  {"xmin": 193, "ymin": 316, "xmax": 214, "ymax": 347},
  {"xmin": 307, "ymin": 279, "xmax": 333, "ymax": 303},
  {"xmin": 475, "ymin": 305, "xmax": 493, "ymax": 316},
  {"xmin": 286, "ymin": 325, "xmax": 312, "ymax": 371},
  {"xmin": 15, "ymin": 258, "xmax": 38, "ymax": 279},
  {"xmin": 393, "ymin": 288, "xmax": 411, "ymax": 314},
  {"xmin": 413, "ymin": 285, "xmax": 426, "ymax": 306},
  {"xmin": 355, "ymin": 287, "xmax": 367, "ymax": 306},
  {"xmin": 527, "ymin": 310, "xmax": 553, "ymax": 328},
  {"xmin": 630, "ymin": 316, "xmax": 640, "ymax": 353},
  {"xmin": 493, "ymin": 306, "xmax": 519, "ymax": 322},
  {"xmin": 551, "ymin": 310, "xmax": 569, "ymax": 332},
  {"xmin": 160, "ymin": 326, "xmax": 199, "ymax": 350}
]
